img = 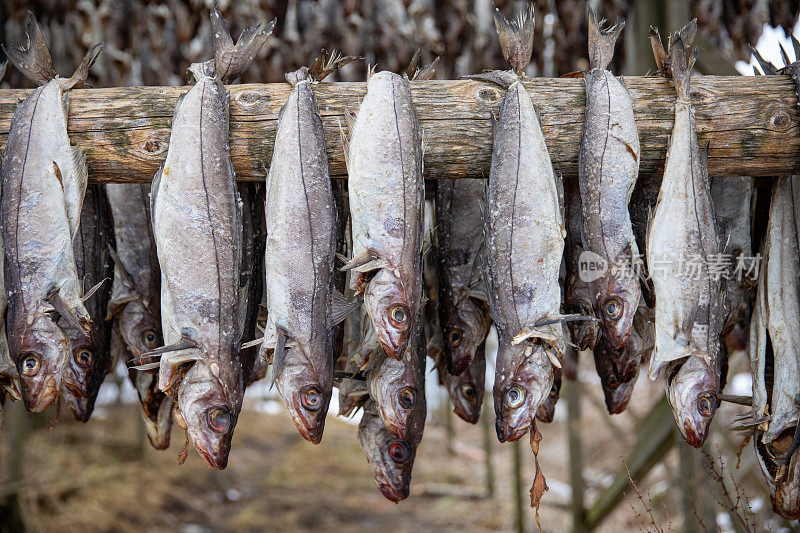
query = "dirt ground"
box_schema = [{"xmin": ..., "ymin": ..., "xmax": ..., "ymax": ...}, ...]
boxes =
[{"xmin": 0, "ymin": 353, "xmax": 791, "ymax": 533}]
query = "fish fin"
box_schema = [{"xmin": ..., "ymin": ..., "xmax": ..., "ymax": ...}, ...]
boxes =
[
  {"xmin": 493, "ymin": 2, "xmax": 535, "ymax": 75},
  {"xmin": 211, "ymin": 4, "xmax": 274, "ymax": 84},
  {"xmin": 240, "ymin": 337, "xmax": 264, "ymax": 350},
  {"xmin": 330, "ymin": 289, "xmax": 361, "ymax": 327},
  {"xmin": 649, "ymin": 27, "xmax": 668, "ymax": 76},
  {"xmin": 81, "ymin": 278, "xmax": 109, "ymax": 303},
  {"xmin": 340, "ymin": 249, "xmax": 387, "ymax": 273},
  {"xmin": 51, "ymin": 161, "xmax": 64, "ymax": 190},
  {"xmin": 405, "ymin": 49, "xmax": 421, "ymax": 80},
  {"xmin": 46, "ymin": 287, "xmax": 90, "ymax": 334},
  {"xmin": 749, "ymin": 45, "xmax": 778, "ymax": 75},
  {"xmin": 129, "ymin": 361, "xmax": 162, "ymax": 371},
  {"xmin": 366, "ymin": 63, "xmax": 377, "ymax": 82},
  {"xmin": 586, "ymin": 5, "xmax": 623, "ymax": 71},
  {"xmin": 64, "ymin": 146, "xmax": 89, "ymax": 237},
  {"xmin": 667, "ymin": 20, "xmax": 697, "ymax": 99},
  {"xmin": 407, "ymin": 52, "xmax": 439, "ymax": 82},
  {"xmin": 335, "ymin": 252, "xmax": 350, "ymax": 266},
  {"xmin": 2, "ymin": 13, "xmax": 56, "ymax": 86},
  {"xmin": 62, "ymin": 43, "xmax": 103, "ymax": 91},
  {"xmin": 0, "ymin": 60, "xmax": 7, "ymax": 82},
  {"xmin": 131, "ymin": 338, "xmax": 198, "ymax": 364},
  {"xmin": 512, "ymin": 327, "xmax": 559, "ymax": 347},
  {"xmin": 338, "ymin": 117, "xmax": 351, "ymax": 174},
  {"xmin": 462, "ymin": 71, "xmax": 519, "ymax": 89},
  {"xmin": 308, "ymin": 49, "xmax": 359, "ymax": 83},
  {"xmin": 267, "ymin": 328, "xmax": 288, "ymax": 389},
  {"xmin": 150, "ymin": 163, "xmax": 165, "ymax": 229}
]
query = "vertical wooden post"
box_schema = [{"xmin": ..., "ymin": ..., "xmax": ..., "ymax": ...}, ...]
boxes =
[
  {"xmin": 624, "ymin": 0, "xmax": 662, "ymax": 76},
  {"xmin": 442, "ymin": 388, "xmax": 455, "ymax": 455},
  {"xmin": 482, "ymin": 390, "xmax": 495, "ymax": 497},
  {"xmin": 677, "ymin": 434, "xmax": 700, "ymax": 533},
  {"xmin": 565, "ymin": 368, "xmax": 587, "ymax": 532},
  {"xmin": 513, "ymin": 438, "xmax": 525, "ymax": 533},
  {"xmin": 0, "ymin": 402, "xmax": 27, "ymax": 531}
]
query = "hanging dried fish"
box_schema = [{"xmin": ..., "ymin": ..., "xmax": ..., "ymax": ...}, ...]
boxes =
[
  {"xmin": 261, "ymin": 50, "xmax": 357, "ymax": 444},
  {"xmin": 149, "ymin": 7, "xmax": 273, "ymax": 468},
  {"xmin": 579, "ymin": 6, "xmax": 641, "ymax": 350},
  {"xmin": 1, "ymin": 15, "xmax": 102, "ymax": 412},
  {"xmin": 61, "ymin": 185, "xmax": 115, "ymax": 422}
]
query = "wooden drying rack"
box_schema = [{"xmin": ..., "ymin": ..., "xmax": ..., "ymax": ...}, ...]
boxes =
[{"xmin": 0, "ymin": 75, "xmax": 797, "ymax": 182}]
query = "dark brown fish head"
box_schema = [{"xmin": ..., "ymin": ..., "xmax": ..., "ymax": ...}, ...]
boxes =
[
  {"xmin": 593, "ymin": 339, "xmax": 641, "ymax": 415},
  {"xmin": 595, "ymin": 277, "xmax": 640, "ymax": 350},
  {"xmin": 665, "ymin": 357, "xmax": 718, "ymax": 448},
  {"xmin": 274, "ymin": 348, "xmax": 331, "ymax": 444},
  {"xmin": 441, "ymin": 297, "xmax": 490, "ymax": 376},
  {"xmin": 493, "ymin": 340, "xmax": 553, "ymax": 443},
  {"xmin": 177, "ymin": 362, "xmax": 242, "ymax": 469},
  {"xmin": 446, "ymin": 369, "xmax": 484, "ymax": 425},
  {"xmin": 15, "ymin": 315, "xmax": 70, "ymax": 412},
  {"xmin": 61, "ymin": 328, "xmax": 99, "ymax": 422},
  {"xmin": 118, "ymin": 300, "xmax": 163, "ymax": 359},
  {"xmin": 132, "ymin": 370, "xmax": 173, "ymax": 450},
  {"xmin": 358, "ymin": 405, "xmax": 415, "ymax": 503},
  {"xmin": 565, "ymin": 278, "xmax": 601, "ymax": 350},
  {"xmin": 370, "ymin": 357, "xmax": 419, "ymax": 439},
  {"xmin": 755, "ymin": 429, "xmax": 800, "ymax": 520},
  {"xmin": 365, "ymin": 269, "xmax": 413, "ymax": 359}
]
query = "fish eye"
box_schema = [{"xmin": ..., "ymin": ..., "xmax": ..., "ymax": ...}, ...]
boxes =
[
  {"xmin": 207, "ymin": 407, "xmax": 231, "ymax": 433},
  {"xmin": 447, "ymin": 329, "xmax": 462, "ymax": 347},
  {"xmin": 21, "ymin": 353, "xmax": 41, "ymax": 376},
  {"xmin": 461, "ymin": 384, "xmax": 475, "ymax": 398},
  {"xmin": 505, "ymin": 386, "xmax": 526, "ymax": 408},
  {"xmin": 697, "ymin": 394, "xmax": 715, "ymax": 417},
  {"xmin": 603, "ymin": 298, "xmax": 623, "ymax": 321},
  {"xmin": 301, "ymin": 386, "xmax": 323, "ymax": 411},
  {"xmin": 398, "ymin": 387, "xmax": 416, "ymax": 409},
  {"xmin": 141, "ymin": 328, "xmax": 161, "ymax": 349},
  {"xmin": 388, "ymin": 440, "xmax": 410, "ymax": 463},
  {"xmin": 74, "ymin": 348, "xmax": 93, "ymax": 368},
  {"xmin": 387, "ymin": 304, "xmax": 409, "ymax": 328},
  {"xmin": 604, "ymin": 373, "xmax": 619, "ymax": 389}
]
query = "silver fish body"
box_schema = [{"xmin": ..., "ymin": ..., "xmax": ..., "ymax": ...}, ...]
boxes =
[
  {"xmin": 484, "ymin": 77, "xmax": 564, "ymax": 442},
  {"xmin": 579, "ymin": 10, "xmax": 641, "ymax": 350},
  {"xmin": 262, "ymin": 68, "xmax": 338, "ymax": 444},
  {"xmin": 107, "ymin": 183, "xmax": 171, "ymax": 449},
  {"xmin": 347, "ymin": 70, "xmax": 424, "ymax": 361},
  {"xmin": 434, "ymin": 178, "xmax": 491, "ymax": 376},
  {"xmin": 1, "ymin": 17, "xmax": 99, "ymax": 412},
  {"xmin": 647, "ymin": 23, "xmax": 722, "ymax": 379}
]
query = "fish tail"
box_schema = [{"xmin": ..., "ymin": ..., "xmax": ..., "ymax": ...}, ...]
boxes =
[
  {"xmin": 210, "ymin": 3, "xmax": 274, "ymax": 84},
  {"xmin": 303, "ymin": 49, "xmax": 359, "ymax": 84},
  {"xmin": 587, "ymin": 5, "xmax": 624, "ymax": 71},
  {"xmin": 405, "ymin": 49, "xmax": 439, "ymax": 81},
  {"xmin": 2, "ymin": 12, "xmax": 57, "ymax": 86},
  {"xmin": 63, "ymin": 43, "xmax": 103, "ymax": 91},
  {"xmin": 668, "ymin": 20, "xmax": 697, "ymax": 100},
  {"xmin": 493, "ymin": 2, "xmax": 535, "ymax": 76}
]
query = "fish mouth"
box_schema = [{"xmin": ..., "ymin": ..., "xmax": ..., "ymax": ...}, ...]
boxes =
[
  {"xmin": 196, "ymin": 445, "xmax": 229, "ymax": 470},
  {"xmin": 377, "ymin": 334, "xmax": 407, "ymax": 360},
  {"xmin": 291, "ymin": 413, "xmax": 325, "ymax": 444},
  {"xmin": 143, "ymin": 417, "xmax": 171, "ymax": 450},
  {"xmin": 452, "ymin": 403, "xmax": 480, "ymax": 424},
  {"xmin": 495, "ymin": 417, "xmax": 530, "ymax": 443},
  {"xmin": 682, "ymin": 418, "xmax": 707, "ymax": 448},
  {"xmin": 375, "ymin": 470, "xmax": 409, "ymax": 503},
  {"xmin": 603, "ymin": 382, "xmax": 635, "ymax": 415},
  {"xmin": 66, "ymin": 394, "xmax": 92, "ymax": 423},
  {"xmin": 22, "ymin": 376, "xmax": 59, "ymax": 413}
]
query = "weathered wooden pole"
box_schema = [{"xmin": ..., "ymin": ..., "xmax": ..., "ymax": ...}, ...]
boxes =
[
  {"xmin": 482, "ymin": 390, "xmax": 495, "ymax": 497},
  {"xmin": 0, "ymin": 76, "xmax": 797, "ymax": 183},
  {"xmin": 565, "ymin": 367, "xmax": 587, "ymax": 533},
  {"xmin": 513, "ymin": 438, "xmax": 525, "ymax": 533}
]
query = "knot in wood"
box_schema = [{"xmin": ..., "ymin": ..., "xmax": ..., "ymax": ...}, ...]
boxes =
[
  {"xmin": 235, "ymin": 91, "xmax": 259, "ymax": 106},
  {"xmin": 476, "ymin": 87, "xmax": 500, "ymax": 104},
  {"xmin": 769, "ymin": 110, "xmax": 792, "ymax": 131}
]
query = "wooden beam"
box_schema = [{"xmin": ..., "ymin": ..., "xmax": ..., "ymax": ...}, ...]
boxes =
[{"xmin": 0, "ymin": 76, "xmax": 797, "ymax": 183}]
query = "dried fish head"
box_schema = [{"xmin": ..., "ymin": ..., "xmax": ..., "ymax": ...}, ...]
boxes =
[
  {"xmin": 493, "ymin": 340, "xmax": 553, "ymax": 442},
  {"xmin": 444, "ymin": 347, "xmax": 485, "ymax": 424},
  {"xmin": 118, "ymin": 300, "xmax": 163, "ymax": 358},
  {"xmin": 595, "ymin": 275, "xmax": 640, "ymax": 350},
  {"xmin": 358, "ymin": 400, "xmax": 417, "ymax": 503},
  {"xmin": 666, "ymin": 356, "xmax": 718, "ymax": 448},
  {"xmin": 755, "ymin": 429, "xmax": 800, "ymax": 519},
  {"xmin": 178, "ymin": 362, "xmax": 242, "ymax": 469},
  {"xmin": 440, "ymin": 296, "xmax": 490, "ymax": 376},
  {"xmin": 274, "ymin": 348, "xmax": 331, "ymax": 444},
  {"xmin": 364, "ymin": 268, "xmax": 414, "ymax": 358},
  {"xmin": 594, "ymin": 340, "xmax": 640, "ymax": 415},
  {"xmin": 61, "ymin": 328, "xmax": 99, "ymax": 421},
  {"xmin": 369, "ymin": 356, "xmax": 418, "ymax": 439},
  {"xmin": 15, "ymin": 315, "xmax": 70, "ymax": 412}
]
